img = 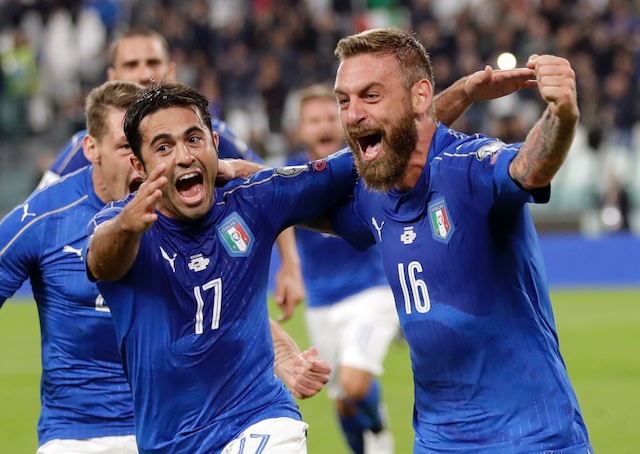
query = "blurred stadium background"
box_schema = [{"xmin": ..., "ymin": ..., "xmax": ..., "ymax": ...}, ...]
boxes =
[{"xmin": 1, "ymin": 0, "xmax": 639, "ymax": 452}]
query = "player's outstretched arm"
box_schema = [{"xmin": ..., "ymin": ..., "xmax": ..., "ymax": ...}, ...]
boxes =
[
  {"xmin": 509, "ymin": 55, "xmax": 579, "ymax": 190},
  {"xmin": 87, "ymin": 164, "xmax": 167, "ymax": 281},
  {"xmin": 271, "ymin": 320, "xmax": 330, "ymax": 399},
  {"xmin": 435, "ymin": 65, "xmax": 536, "ymax": 127}
]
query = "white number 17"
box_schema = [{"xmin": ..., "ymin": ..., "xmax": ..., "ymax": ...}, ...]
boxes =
[{"xmin": 193, "ymin": 278, "xmax": 222, "ymax": 334}]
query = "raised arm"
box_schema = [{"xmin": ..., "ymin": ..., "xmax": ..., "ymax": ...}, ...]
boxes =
[
  {"xmin": 435, "ymin": 65, "xmax": 537, "ymax": 127},
  {"xmin": 271, "ymin": 319, "xmax": 331, "ymax": 399},
  {"xmin": 509, "ymin": 55, "xmax": 579, "ymax": 190},
  {"xmin": 87, "ymin": 164, "xmax": 167, "ymax": 281}
]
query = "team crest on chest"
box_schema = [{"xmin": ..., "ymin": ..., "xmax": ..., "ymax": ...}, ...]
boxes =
[
  {"xmin": 428, "ymin": 197, "xmax": 455, "ymax": 243},
  {"xmin": 217, "ymin": 212, "xmax": 255, "ymax": 257}
]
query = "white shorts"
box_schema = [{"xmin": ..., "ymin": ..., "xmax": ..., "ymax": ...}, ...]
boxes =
[
  {"xmin": 221, "ymin": 417, "xmax": 308, "ymax": 454},
  {"xmin": 305, "ymin": 285, "xmax": 400, "ymax": 399},
  {"xmin": 37, "ymin": 435, "xmax": 138, "ymax": 454}
]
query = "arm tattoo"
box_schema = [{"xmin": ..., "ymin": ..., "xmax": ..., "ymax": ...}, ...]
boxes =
[
  {"xmin": 510, "ymin": 108, "xmax": 577, "ymax": 190},
  {"xmin": 273, "ymin": 338, "xmax": 296, "ymax": 372}
]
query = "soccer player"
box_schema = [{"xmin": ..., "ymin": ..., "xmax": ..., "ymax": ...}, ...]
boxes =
[
  {"xmin": 37, "ymin": 27, "xmax": 306, "ymax": 319},
  {"xmin": 0, "ymin": 80, "xmax": 329, "ymax": 453},
  {"xmin": 84, "ymin": 80, "xmax": 362, "ymax": 453},
  {"xmin": 289, "ymin": 67, "xmax": 540, "ymax": 453},
  {"xmin": 330, "ymin": 28, "xmax": 593, "ymax": 452}
]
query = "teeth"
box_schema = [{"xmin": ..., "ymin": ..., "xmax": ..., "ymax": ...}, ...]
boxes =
[{"xmin": 179, "ymin": 173, "xmax": 198, "ymax": 181}]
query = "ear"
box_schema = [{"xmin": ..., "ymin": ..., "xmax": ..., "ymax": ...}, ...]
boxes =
[
  {"xmin": 130, "ymin": 155, "xmax": 147, "ymax": 180},
  {"xmin": 82, "ymin": 134, "xmax": 100, "ymax": 164},
  {"xmin": 106, "ymin": 67, "xmax": 116, "ymax": 81},
  {"xmin": 211, "ymin": 130, "xmax": 219, "ymax": 153},
  {"xmin": 412, "ymin": 79, "xmax": 433, "ymax": 115}
]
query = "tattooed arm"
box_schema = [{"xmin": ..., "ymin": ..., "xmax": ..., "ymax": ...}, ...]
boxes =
[{"xmin": 509, "ymin": 55, "xmax": 579, "ymax": 190}]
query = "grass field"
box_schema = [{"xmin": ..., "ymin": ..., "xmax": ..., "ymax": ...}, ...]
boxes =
[{"xmin": 1, "ymin": 290, "xmax": 639, "ymax": 453}]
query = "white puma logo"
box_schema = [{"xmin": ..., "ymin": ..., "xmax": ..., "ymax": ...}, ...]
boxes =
[
  {"xmin": 21, "ymin": 204, "xmax": 36, "ymax": 222},
  {"xmin": 62, "ymin": 245, "xmax": 83, "ymax": 258},
  {"xmin": 371, "ymin": 217, "xmax": 385, "ymax": 242},
  {"xmin": 160, "ymin": 246, "xmax": 177, "ymax": 273}
]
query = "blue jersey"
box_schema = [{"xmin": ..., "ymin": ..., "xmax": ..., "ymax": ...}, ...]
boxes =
[
  {"xmin": 87, "ymin": 151, "xmax": 357, "ymax": 453},
  {"xmin": 332, "ymin": 125, "xmax": 592, "ymax": 453},
  {"xmin": 49, "ymin": 119, "xmax": 262, "ymax": 177},
  {"xmin": 0, "ymin": 167, "xmax": 134, "ymax": 445},
  {"xmin": 287, "ymin": 152, "xmax": 388, "ymax": 307}
]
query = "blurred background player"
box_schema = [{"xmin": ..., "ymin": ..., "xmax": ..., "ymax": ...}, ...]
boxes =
[{"xmin": 37, "ymin": 27, "xmax": 306, "ymax": 317}]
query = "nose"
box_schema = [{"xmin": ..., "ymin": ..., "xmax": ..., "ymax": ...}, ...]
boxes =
[
  {"xmin": 175, "ymin": 142, "xmax": 195, "ymax": 166},
  {"xmin": 344, "ymin": 98, "xmax": 366, "ymax": 127},
  {"xmin": 137, "ymin": 66, "xmax": 154, "ymax": 86}
]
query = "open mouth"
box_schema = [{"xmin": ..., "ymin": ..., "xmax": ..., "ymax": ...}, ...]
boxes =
[
  {"xmin": 176, "ymin": 172, "xmax": 204, "ymax": 203},
  {"xmin": 129, "ymin": 178, "xmax": 143, "ymax": 193},
  {"xmin": 356, "ymin": 133, "xmax": 382, "ymax": 162}
]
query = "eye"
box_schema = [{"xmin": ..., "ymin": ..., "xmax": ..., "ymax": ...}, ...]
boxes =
[
  {"xmin": 188, "ymin": 135, "xmax": 203, "ymax": 144},
  {"xmin": 337, "ymin": 97, "xmax": 349, "ymax": 109}
]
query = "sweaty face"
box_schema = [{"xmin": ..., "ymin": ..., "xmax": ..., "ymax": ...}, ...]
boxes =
[
  {"xmin": 298, "ymin": 97, "xmax": 344, "ymax": 159},
  {"xmin": 108, "ymin": 36, "xmax": 175, "ymax": 86},
  {"xmin": 137, "ymin": 106, "xmax": 218, "ymax": 221},
  {"xmin": 336, "ymin": 54, "xmax": 418, "ymax": 192},
  {"xmin": 92, "ymin": 107, "xmax": 142, "ymax": 202}
]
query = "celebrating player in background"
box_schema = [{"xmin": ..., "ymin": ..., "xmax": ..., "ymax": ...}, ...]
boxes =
[
  {"xmin": 37, "ymin": 27, "xmax": 306, "ymax": 318},
  {"xmin": 330, "ymin": 28, "xmax": 592, "ymax": 452},
  {"xmin": 84, "ymin": 80, "xmax": 362, "ymax": 453},
  {"xmin": 0, "ymin": 80, "xmax": 328, "ymax": 453}
]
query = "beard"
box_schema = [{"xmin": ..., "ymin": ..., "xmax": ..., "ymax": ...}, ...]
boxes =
[{"xmin": 345, "ymin": 108, "xmax": 418, "ymax": 192}]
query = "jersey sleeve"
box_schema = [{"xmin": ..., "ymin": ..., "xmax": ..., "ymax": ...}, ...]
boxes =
[
  {"xmin": 441, "ymin": 138, "xmax": 550, "ymax": 210},
  {"xmin": 49, "ymin": 130, "xmax": 91, "ymax": 177},
  {"xmin": 229, "ymin": 148, "xmax": 358, "ymax": 232},
  {"xmin": 330, "ymin": 182, "xmax": 377, "ymax": 251},
  {"xmin": 0, "ymin": 204, "xmax": 42, "ymax": 305}
]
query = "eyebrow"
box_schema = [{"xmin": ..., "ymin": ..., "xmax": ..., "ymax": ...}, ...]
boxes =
[
  {"xmin": 148, "ymin": 126, "xmax": 204, "ymax": 147},
  {"xmin": 335, "ymin": 81, "xmax": 383, "ymax": 96}
]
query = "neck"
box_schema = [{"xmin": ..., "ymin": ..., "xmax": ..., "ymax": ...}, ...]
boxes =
[{"xmin": 395, "ymin": 121, "xmax": 437, "ymax": 192}]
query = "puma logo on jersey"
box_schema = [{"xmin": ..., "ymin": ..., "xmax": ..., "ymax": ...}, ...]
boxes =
[
  {"xmin": 371, "ymin": 217, "xmax": 385, "ymax": 242},
  {"xmin": 21, "ymin": 204, "xmax": 36, "ymax": 222},
  {"xmin": 160, "ymin": 246, "xmax": 177, "ymax": 273},
  {"xmin": 400, "ymin": 227, "xmax": 417, "ymax": 244},
  {"xmin": 62, "ymin": 245, "xmax": 83, "ymax": 258}
]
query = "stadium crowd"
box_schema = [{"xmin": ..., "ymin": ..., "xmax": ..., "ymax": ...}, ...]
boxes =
[{"xmin": 0, "ymin": 0, "xmax": 639, "ymax": 231}]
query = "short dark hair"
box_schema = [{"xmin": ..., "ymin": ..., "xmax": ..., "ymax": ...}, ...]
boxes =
[
  {"xmin": 123, "ymin": 80, "xmax": 212, "ymax": 162},
  {"xmin": 334, "ymin": 27, "xmax": 434, "ymax": 91}
]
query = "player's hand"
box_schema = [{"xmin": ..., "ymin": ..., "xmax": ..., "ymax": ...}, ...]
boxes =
[
  {"xmin": 119, "ymin": 163, "xmax": 167, "ymax": 233},
  {"xmin": 216, "ymin": 159, "xmax": 267, "ymax": 185},
  {"xmin": 527, "ymin": 54, "xmax": 579, "ymax": 122},
  {"xmin": 289, "ymin": 347, "xmax": 331, "ymax": 399},
  {"xmin": 465, "ymin": 65, "xmax": 536, "ymax": 101},
  {"xmin": 274, "ymin": 262, "xmax": 306, "ymax": 322}
]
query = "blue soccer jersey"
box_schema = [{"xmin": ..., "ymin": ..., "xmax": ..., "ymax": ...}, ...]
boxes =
[
  {"xmin": 0, "ymin": 167, "xmax": 134, "ymax": 446},
  {"xmin": 47, "ymin": 119, "xmax": 262, "ymax": 178},
  {"xmin": 86, "ymin": 151, "xmax": 357, "ymax": 453},
  {"xmin": 332, "ymin": 125, "xmax": 592, "ymax": 453},
  {"xmin": 287, "ymin": 152, "xmax": 388, "ymax": 307}
]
